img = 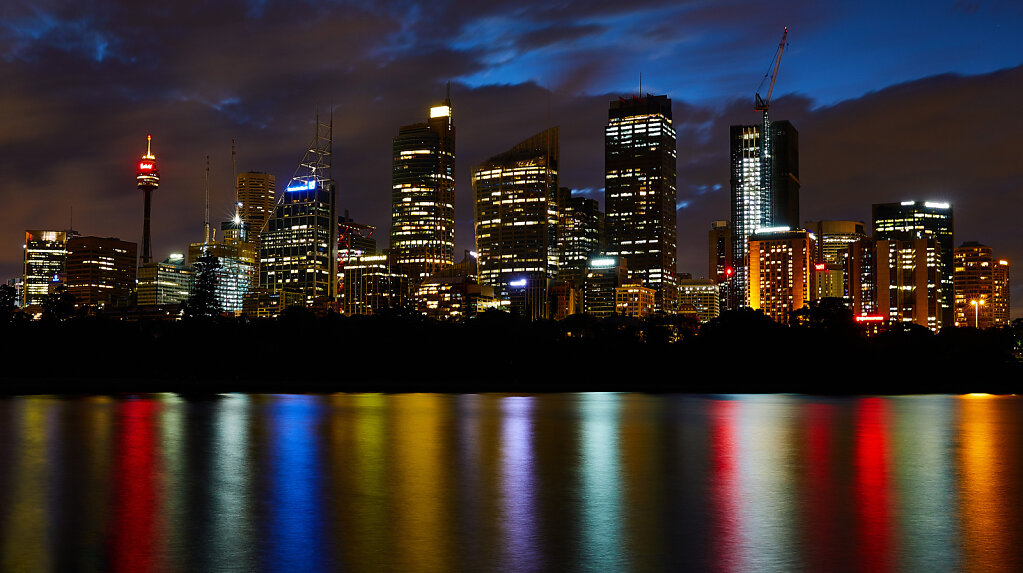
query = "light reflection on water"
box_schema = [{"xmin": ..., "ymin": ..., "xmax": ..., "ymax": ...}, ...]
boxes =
[{"xmin": 1, "ymin": 393, "xmax": 1022, "ymax": 572}]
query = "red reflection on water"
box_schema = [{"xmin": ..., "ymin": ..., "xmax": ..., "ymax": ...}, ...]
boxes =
[
  {"xmin": 803, "ymin": 403, "xmax": 837, "ymax": 571},
  {"xmin": 855, "ymin": 398, "xmax": 895, "ymax": 573},
  {"xmin": 710, "ymin": 400, "xmax": 743, "ymax": 573},
  {"xmin": 112, "ymin": 400, "xmax": 158, "ymax": 573}
]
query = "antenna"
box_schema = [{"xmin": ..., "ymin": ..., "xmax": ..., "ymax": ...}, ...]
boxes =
[
  {"xmin": 639, "ymin": 72, "xmax": 642, "ymax": 96},
  {"xmin": 203, "ymin": 154, "xmax": 211, "ymax": 247}
]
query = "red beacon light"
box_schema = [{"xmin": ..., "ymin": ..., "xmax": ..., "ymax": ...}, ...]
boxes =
[{"xmin": 725, "ymin": 267, "xmax": 734, "ymax": 277}]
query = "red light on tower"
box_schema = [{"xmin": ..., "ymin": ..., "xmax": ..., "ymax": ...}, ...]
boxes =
[
  {"xmin": 136, "ymin": 135, "xmax": 159, "ymax": 189},
  {"xmin": 137, "ymin": 134, "xmax": 159, "ymax": 265},
  {"xmin": 725, "ymin": 267, "xmax": 733, "ymax": 277}
]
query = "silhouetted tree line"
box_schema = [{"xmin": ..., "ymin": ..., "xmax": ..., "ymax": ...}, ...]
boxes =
[{"xmin": 0, "ymin": 290, "xmax": 1019, "ymax": 395}]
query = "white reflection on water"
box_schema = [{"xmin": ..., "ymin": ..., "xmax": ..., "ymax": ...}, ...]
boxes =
[
  {"xmin": 210, "ymin": 394, "xmax": 253, "ymax": 570},
  {"xmin": 579, "ymin": 392, "xmax": 624, "ymax": 572}
]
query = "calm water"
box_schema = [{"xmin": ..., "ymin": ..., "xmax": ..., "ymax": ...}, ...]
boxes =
[{"xmin": 1, "ymin": 393, "xmax": 1021, "ymax": 572}]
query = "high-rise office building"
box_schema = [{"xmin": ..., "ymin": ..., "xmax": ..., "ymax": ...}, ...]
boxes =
[
  {"xmin": 953, "ymin": 242, "xmax": 1011, "ymax": 328},
  {"xmin": 583, "ymin": 255, "xmax": 628, "ymax": 317},
  {"xmin": 605, "ymin": 94, "xmax": 678, "ymax": 311},
  {"xmin": 188, "ymin": 241, "xmax": 256, "ymax": 315},
  {"xmin": 472, "ymin": 127, "xmax": 560, "ymax": 318},
  {"xmin": 137, "ymin": 254, "xmax": 194, "ymax": 306},
  {"xmin": 729, "ymin": 120, "xmax": 799, "ymax": 307},
  {"xmin": 708, "ymin": 220, "xmax": 734, "ymax": 311},
  {"xmin": 391, "ymin": 96, "xmax": 455, "ymax": 282},
  {"xmin": 558, "ymin": 194, "xmax": 603, "ymax": 288},
  {"xmin": 872, "ymin": 201, "xmax": 953, "ymax": 328},
  {"xmin": 806, "ymin": 220, "xmax": 866, "ymax": 264},
  {"xmin": 235, "ymin": 172, "xmax": 276, "ymax": 246},
  {"xmin": 679, "ymin": 278, "xmax": 720, "ymax": 323},
  {"xmin": 341, "ymin": 253, "xmax": 413, "ymax": 315},
  {"xmin": 65, "ymin": 236, "xmax": 137, "ymax": 310},
  {"xmin": 747, "ymin": 228, "xmax": 814, "ymax": 324},
  {"xmin": 876, "ymin": 237, "xmax": 943, "ymax": 330},
  {"xmin": 615, "ymin": 282, "xmax": 656, "ymax": 318},
  {"xmin": 258, "ymin": 118, "xmax": 337, "ymax": 307},
  {"xmin": 22, "ymin": 230, "xmax": 70, "ymax": 307}
]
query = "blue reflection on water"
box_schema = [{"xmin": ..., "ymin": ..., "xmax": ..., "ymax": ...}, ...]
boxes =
[
  {"xmin": 579, "ymin": 392, "xmax": 624, "ymax": 572},
  {"xmin": 266, "ymin": 396, "xmax": 327, "ymax": 572}
]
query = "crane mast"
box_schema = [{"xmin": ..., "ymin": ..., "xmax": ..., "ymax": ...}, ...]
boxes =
[{"xmin": 755, "ymin": 27, "xmax": 787, "ymax": 231}]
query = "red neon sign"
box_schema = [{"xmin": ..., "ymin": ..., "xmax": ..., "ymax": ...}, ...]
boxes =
[
  {"xmin": 814, "ymin": 263, "xmax": 826, "ymax": 271},
  {"xmin": 139, "ymin": 162, "xmax": 154, "ymax": 171},
  {"xmin": 855, "ymin": 315, "xmax": 885, "ymax": 322}
]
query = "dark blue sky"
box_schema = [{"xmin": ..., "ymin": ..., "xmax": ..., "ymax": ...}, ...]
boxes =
[{"xmin": 1, "ymin": 0, "xmax": 1021, "ymax": 314}]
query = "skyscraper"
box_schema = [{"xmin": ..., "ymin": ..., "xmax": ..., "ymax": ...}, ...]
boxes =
[
  {"xmin": 258, "ymin": 117, "xmax": 337, "ymax": 307},
  {"xmin": 235, "ymin": 172, "xmax": 276, "ymax": 246},
  {"xmin": 729, "ymin": 120, "xmax": 799, "ymax": 307},
  {"xmin": 136, "ymin": 135, "xmax": 159, "ymax": 265},
  {"xmin": 605, "ymin": 94, "xmax": 678, "ymax": 311},
  {"xmin": 391, "ymin": 95, "xmax": 455, "ymax": 282},
  {"xmin": 22, "ymin": 230, "xmax": 70, "ymax": 307},
  {"xmin": 953, "ymin": 242, "xmax": 1011, "ymax": 328},
  {"xmin": 472, "ymin": 128, "xmax": 560, "ymax": 319},
  {"xmin": 872, "ymin": 201, "xmax": 953, "ymax": 328}
]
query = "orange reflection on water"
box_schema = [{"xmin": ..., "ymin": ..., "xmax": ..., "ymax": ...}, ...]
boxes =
[{"xmin": 958, "ymin": 395, "xmax": 1022, "ymax": 572}]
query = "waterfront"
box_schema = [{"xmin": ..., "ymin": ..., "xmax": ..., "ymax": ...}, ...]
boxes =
[{"xmin": 1, "ymin": 393, "xmax": 1021, "ymax": 572}]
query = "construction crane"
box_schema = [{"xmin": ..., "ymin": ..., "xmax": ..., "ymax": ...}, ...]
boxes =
[
  {"xmin": 336, "ymin": 212, "xmax": 375, "ymax": 294},
  {"xmin": 755, "ymin": 27, "xmax": 788, "ymax": 113}
]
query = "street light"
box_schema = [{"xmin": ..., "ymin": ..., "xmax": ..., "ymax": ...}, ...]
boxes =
[{"xmin": 970, "ymin": 298, "xmax": 986, "ymax": 328}]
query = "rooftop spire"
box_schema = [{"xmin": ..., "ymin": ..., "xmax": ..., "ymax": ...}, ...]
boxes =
[{"xmin": 144, "ymin": 134, "xmax": 155, "ymax": 159}]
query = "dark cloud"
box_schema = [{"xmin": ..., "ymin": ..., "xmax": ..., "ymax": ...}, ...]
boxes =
[{"xmin": 0, "ymin": 1, "xmax": 1020, "ymax": 317}]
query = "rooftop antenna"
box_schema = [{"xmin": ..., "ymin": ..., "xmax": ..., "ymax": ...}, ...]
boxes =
[
  {"xmin": 639, "ymin": 72, "xmax": 642, "ymax": 96},
  {"xmin": 203, "ymin": 154, "xmax": 211, "ymax": 247}
]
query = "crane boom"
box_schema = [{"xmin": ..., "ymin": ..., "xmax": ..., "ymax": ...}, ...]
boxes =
[{"xmin": 755, "ymin": 27, "xmax": 788, "ymax": 112}]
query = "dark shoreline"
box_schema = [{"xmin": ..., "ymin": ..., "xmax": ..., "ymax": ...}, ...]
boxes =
[{"xmin": 2, "ymin": 308, "xmax": 1020, "ymax": 396}]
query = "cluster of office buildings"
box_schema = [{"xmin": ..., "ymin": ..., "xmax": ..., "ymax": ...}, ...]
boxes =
[{"xmin": 12, "ymin": 93, "xmax": 1011, "ymax": 330}]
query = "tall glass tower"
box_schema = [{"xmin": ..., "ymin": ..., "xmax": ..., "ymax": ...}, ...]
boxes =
[
  {"xmin": 258, "ymin": 117, "xmax": 337, "ymax": 306},
  {"xmin": 390, "ymin": 94, "xmax": 455, "ymax": 282},
  {"xmin": 472, "ymin": 128, "xmax": 559, "ymax": 319},
  {"xmin": 729, "ymin": 120, "xmax": 799, "ymax": 308},
  {"xmin": 604, "ymin": 94, "xmax": 678, "ymax": 311}
]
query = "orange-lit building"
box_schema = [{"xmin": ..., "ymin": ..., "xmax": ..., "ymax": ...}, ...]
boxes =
[
  {"xmin": 748, "ymin": 228, "xmax": 815, "ymax": 324},
  {"xmin": 953, "ymin": 242, "xmax": 1010, "ymax": 328}
]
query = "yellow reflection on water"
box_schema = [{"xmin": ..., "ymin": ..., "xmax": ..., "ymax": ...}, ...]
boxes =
[
  {"xmin": 327, "ymin": 393, "xmax": 388, "ymax": 569},
  {"xmin": 958, "ymin": 395, "xmax": 1017, "ymax": 572},
  {"xmin": 0, "ymin": 397, "xmax": 53, "ymax": 573},
  {"xmin": 391, "ymin": 394, "xmax": 452, "ymax": 573}
]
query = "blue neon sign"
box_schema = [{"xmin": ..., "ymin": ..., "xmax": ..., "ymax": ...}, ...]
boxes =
[{"xmin": 286, "ymin": 180, "xmax": 317, "ymax": 192}]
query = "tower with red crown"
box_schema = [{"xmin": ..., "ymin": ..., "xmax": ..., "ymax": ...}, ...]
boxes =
[{"xmin": 136, "ymin": 135, "xmax": 159, "ymax": 265}]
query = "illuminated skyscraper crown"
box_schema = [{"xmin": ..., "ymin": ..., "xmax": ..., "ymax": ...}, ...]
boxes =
[{"xmin": 137, "ymin": 135, "xmax": 160, "ymax": 189}]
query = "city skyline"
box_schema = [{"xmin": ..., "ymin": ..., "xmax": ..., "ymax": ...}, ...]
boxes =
[{"xmin": 1, "ymin": 1, "xmax": 1021, "ymax": 316}]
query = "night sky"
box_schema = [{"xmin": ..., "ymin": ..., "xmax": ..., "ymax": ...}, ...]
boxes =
[{"xmin": 2, "ymin": 1, "xmax": 1021, "ymax": 316}]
